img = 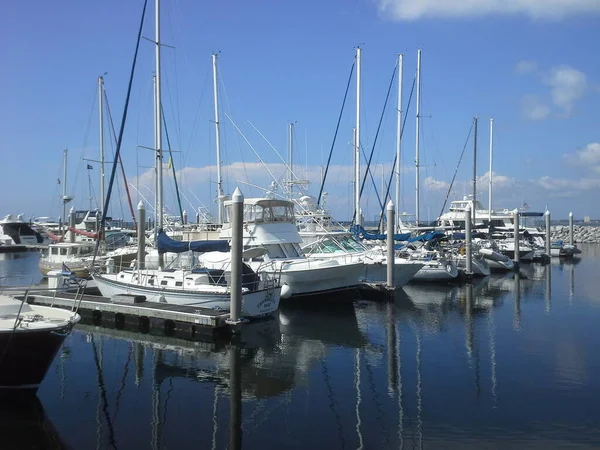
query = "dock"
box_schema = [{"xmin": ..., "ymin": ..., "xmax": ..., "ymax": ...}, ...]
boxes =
[{"xmin": 12, "ymin": 289, "xmax": 234, "ymax": 341}]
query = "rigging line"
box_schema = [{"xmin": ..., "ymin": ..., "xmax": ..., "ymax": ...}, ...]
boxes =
[
  {"xmin": 92, "ymin": 0, "xmax": 148, "ymax": 265},
  {"xmin": 358, "ymin": 63, "xmax": 398, "ymax": 203},
  {"xmin": 104, "ymin": 89, "xmax": 138, "ymax": 229},
  {"xmin": 378, "ymin": 76, "xmax": 416, "ymax": 230},
  {"xmin": 219, "ymin": 64, "xmax": 249, "ymax": 192},
  {"xmin": 225, "ymin": 113, "xmax": 285, "ymax": 194},
  {"xmin": 318, "ymin": 57, "xmax": 356, "ymax": 206},
  {"xmin": 247, "ymin": 121, "xmax": 294, "ymax": 176},
  {"xmin": 112, "ymin": 342, "xmax": 133, "ymax": 424},
  {"xmin": 90, "ymin": 336, "xmax": 118, "ymax": 449},
  {"xmin": 161, "ymin": 103, "xmax": 184, "ymax": 224},
  {"xmin": 436, "ymin": 122, "xmax": 474, "ymax": 221},
  {"xmin": 73, "ymin": 88, "xmax": 100, "ymax": 199},
  {"xmin": 185, "ymin": 59, "xmax": 211, "ymax": 153}
]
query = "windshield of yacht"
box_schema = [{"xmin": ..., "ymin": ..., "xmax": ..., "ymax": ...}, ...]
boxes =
[{"xmin": 225, "ymin": 203, "xmax": 294, "ymax": 223}]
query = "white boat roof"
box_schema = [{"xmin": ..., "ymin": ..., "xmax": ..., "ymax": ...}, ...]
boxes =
[{"xmin": 223, "ymin": 198, "xmax": 294, "ymax": 208}]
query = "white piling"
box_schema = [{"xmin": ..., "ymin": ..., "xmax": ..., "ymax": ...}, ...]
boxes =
[
  {"xmin": 69, "ymin": 207, "xmax": 76, "ymax": 243},
  {"xmin": 196, "ymin": 211, "xmax": 200, "ymax": 224},
  {"xmin": 513, "ymin": 209, "xmax": 520, "ymax": 264},
  {"xmin": 182, "ymin": 210, "xmax": 187, "ymax": 225},
  {"xmin": 545, "ymin": 210, "xmax": 551, "ymax": 257},
  {"xmin": 386, "ymin": 200, "xmax": 395, "ymax": 288},
  {"xmin": 137, "ymin": 201, "xmax": 146, "ymax": 270},
  {"xmin": 569, "ymin": 212, "xmax": 574, "ymax": 245},
  {"xmin": 230, "ymin": 187, "xmax": 244, "ymax": 322},
  {"xmin": 465, "ymin": 205, "xmax": 472, "ymax": 276}
]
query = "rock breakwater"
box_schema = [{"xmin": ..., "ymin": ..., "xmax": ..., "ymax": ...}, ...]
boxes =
[{"xmin": 550, "ymin": 225, "xmax": 600, "ymax": 243}]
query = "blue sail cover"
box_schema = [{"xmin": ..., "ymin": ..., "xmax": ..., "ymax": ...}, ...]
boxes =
[
  {"xmin": 408, "ymin": 231, "xmax": 446, "ymax": 243},
  {"xmin": 351, "ymin": 224, "xmax": 411, "ymax": 242},
  {"xmin": 156, "ymin": 229, "xmax": 229, "ymax": 254}
]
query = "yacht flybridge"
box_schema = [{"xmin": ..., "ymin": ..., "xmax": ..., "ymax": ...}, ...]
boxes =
[
  {"xmin": 200, "ymin": 198, "xmax": 364, "ymax": 297},
  {"xmin": 437, "ymin": 196, "xmax": 543, "ymax": 230}
]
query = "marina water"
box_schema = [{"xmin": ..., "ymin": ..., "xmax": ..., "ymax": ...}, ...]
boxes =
[{"xmin": 1, "ymin": 247, "xmax": 599, "ymax": 449}]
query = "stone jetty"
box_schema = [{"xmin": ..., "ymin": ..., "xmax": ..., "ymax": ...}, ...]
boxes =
[{"xmin": 550, "ymin": 225, "xmax": 600, "ymax": 243}]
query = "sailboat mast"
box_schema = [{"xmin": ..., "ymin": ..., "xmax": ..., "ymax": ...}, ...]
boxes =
[
  {"xmin": 415, "ymin": 49, "xmax": 421, "ymax": 226},
  {"xmin": 154, "ymin": 0, "xmax": 163, "ymax": 233},
  {"xmin": 355, "ymin": 46, "xmax": 362, "ymax": 226},
  {"xmin": 62, "ymin": 148, "xmax": 68, "ymax": 222},
  {"xmin": 395, "ymin": 53, "xmax": 403, "ymax": 231},
  {"xmin": 472, "ymin": 116, "xmax": 478, "ymax": 224},
  {"xmin": 98, "ymin": 76, "xmax": 106, "ymax": 213},
  {"xmin": 488, "ymin": 118, "xmax": 494, "ymax": 224},
  {"xmin": 212, "ymin": 53, "xmax": 224, "ymax": 224},
  {"xmin": 288, "ymin": 122, "xmax": 294, "ymax": 200}
]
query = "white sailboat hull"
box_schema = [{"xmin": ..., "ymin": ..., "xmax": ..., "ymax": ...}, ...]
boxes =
[{"xmin": 93, "ymin": 273, "xmax": 281, "ymax": 318}]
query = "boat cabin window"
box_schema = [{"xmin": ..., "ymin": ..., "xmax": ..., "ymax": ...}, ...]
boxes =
[
  {"xmin": 281, "ymin": 243, "xmax": 301, "ymax": 257},
  {"xmin": 60, "ymin": 248, "xmax": 68, "ymax": 256},
  {"xmin": 226, "ymin": 203, "xmax": 294, "ymax": 224},
  {"xmin": 161, "ymin": 280, "xmax": 168, "ymax": 286}
]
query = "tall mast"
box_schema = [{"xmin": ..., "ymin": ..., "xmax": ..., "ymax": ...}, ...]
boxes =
[
  {"xmin": 472, "ymin": 116, "xmax": 478, "ymax": 224},
  {"xmin": 212, "ymin": 53, "xmax": 224, "ymax": 224},
  {"xmin": 355, "ymin": 46, "xmax": 362, "ymax": 226},
  {"xmin": 395, "ymin": 53, "xmax": 403, "ymax": 231},
  {"xmin": 288, "ymin": 122, "xmax": 294, "ymax": 200},
  {"xmin": 62, "ymin": 148, "xmax": 68, "ymax": 222},
  {"xmin": 415, "ymin": 49, "xmax": 422, "ymax": 227},
  {"xmin": 98, "ymin": 76, "xmax": 106, "ymax": 213},
  {"xmin": 488, "ymin": 118, "xmax": 494, "ymax": 224},
  {"xmin": 154, "ymin": 0, "xmax": 163, "ymax": 233}
]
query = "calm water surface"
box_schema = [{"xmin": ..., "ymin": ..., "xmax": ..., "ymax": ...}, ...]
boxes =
[{"xmin": 1, "ymin": 246, "xmax": 600, "ymax": 449}]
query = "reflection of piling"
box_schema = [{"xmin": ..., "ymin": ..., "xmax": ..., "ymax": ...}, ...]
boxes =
[
  {"xmin": 513, "ymin": 272, "xmax": 521, "ymax": 331},
  {"xmin": 386, "ymin": 302, "xmax": 397, "ymax": 396},
  {"xmin": 513, "ymin": 209, "xmax": 519, "ymax": 265},
  {"xmin": 569, "ymin": 212, "xmax": 574, "ymax": 246},
  {"xmin": 69, "ymin": 207, "xmax": 76, "ymax": 243},
  {"xmin": 545, "ymin": 264, "xmax": 551, "ymax": 314},
  {"xmin": 545, "ymin": 210, "xmax": 551, "ymax": 257},
  {"xmin": 569, "ymin": 260, "xmax": 575, "ymax": 302},
  {"xmin": 386, "ymin": 201, "xmax": 395, "ymax": 288},
  {"xmin": 229, "ymin": 188, "xmax": 244, "ymax": 322},
  {"xmin": 465, "ymin": 284, "xmax": 474, "ymax": 359},
  {"xmin": 465, "ymin": 205, "xmax": 473, "ymax": 277},
  {"xmin": 134, "ymin": 342, "xmax": 144, "ymax": 386},
  {"xmin": 137, "ymin": 201, "xmax": 146, "ymax": 270},
  {"xmin": 229, "ymin": 344, "xmax": 242, "ymax": 450}
]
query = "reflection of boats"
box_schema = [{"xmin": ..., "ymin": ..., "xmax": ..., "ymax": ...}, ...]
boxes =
[
  {"xmin": 0, "ymin": 294, "xmax": 80, "ymax": 390},
  {"xmin": 0, "ymin": 395, "xmax": 68, "ymax": 449}
]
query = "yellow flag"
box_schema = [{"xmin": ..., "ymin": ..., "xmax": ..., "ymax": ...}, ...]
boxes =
[{"xmin": 167, "ymin": 156, "xmax": 172, "ymax": 169}]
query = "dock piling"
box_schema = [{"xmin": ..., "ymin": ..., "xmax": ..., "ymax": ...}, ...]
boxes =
[
  {"xmin": 69, "ymin": 207, "xmax": 76, "ymax": 243},
  {"xmin": 137, "ymin": 201, "xmax": 146, "ymax": 270},
  {"xmin": 229, "ymin": 187, "xmax": 243, "ymax": 323},
  {"xmin": 569, "ymin": 212, "xmax": 574, "ymax": 245},
  {"xmin": 386, "ymin": 200, "xmax": 395, "ymax": 288},
  {"xmin": 545, "ymin": 210, "xmax": 551, "ymax": 257},
  {"xmin": 465, "ymin": 204, "xmax": 472, "ymax": 276},
  {"xmin": 513, "ymin": 209, "xmax": 520, "ymax": 264}
]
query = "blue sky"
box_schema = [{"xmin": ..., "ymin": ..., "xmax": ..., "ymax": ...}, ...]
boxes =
[{"xmin": 1, "ymin": 0, "xmax": 599, "ymax": 222}]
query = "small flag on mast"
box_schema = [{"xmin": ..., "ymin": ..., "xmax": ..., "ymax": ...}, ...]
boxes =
[{"xmin": 87, "ymin": 164, "xmax": 93, "ymax": 170}]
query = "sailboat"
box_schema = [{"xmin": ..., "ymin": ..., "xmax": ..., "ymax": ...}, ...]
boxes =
[{"xmin": 93, "ymin": 0, "xmax": 281, "ymax": 318}]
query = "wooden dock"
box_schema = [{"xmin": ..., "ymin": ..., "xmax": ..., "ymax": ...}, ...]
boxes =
[{"xmin": 15, "ymin": 290, "xmax": 233, "ymax": 341}]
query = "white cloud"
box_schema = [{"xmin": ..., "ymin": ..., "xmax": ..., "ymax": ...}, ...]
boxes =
[
  {"xmin": 377, "ymin": 0, "xmax": 600, "ymax": 20},
  {"xmin": 476, "ymin": 171, "xmax": 514, "ymax": 188},
  {"xmin": 521, "ymin": 95, "xmax": 551, "ymax": 120},
  {"xmin": 520, "ymin": 65, "xmax": 589, "ymax": 120},
  {"xmin": 515, "ymin": 60, "xmax": 538, "ymax": 74},
  {"xmin": 424, "ymin": 176, "xmax": 450, "ymax": 191},
  {"xmin": 565, "ymin": 142, "xmax": 600, "ymax": 166},
  {"xmin": 538, "ymin": 175, "xmax": 600, "ymax": 192},
  {"xmin": 543, "ymin": 65, "xmax": 588, "ymax": 115}
]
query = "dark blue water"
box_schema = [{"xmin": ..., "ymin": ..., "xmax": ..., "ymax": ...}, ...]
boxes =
[{"xmin": 1, "ymin": 246, "xmax": 600, "ymax": 449}]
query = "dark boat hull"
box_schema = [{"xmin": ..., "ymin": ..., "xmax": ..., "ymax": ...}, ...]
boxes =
[{"xmin": 0, "ymin": 325, "xmax": 72, "ymax": 390}]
